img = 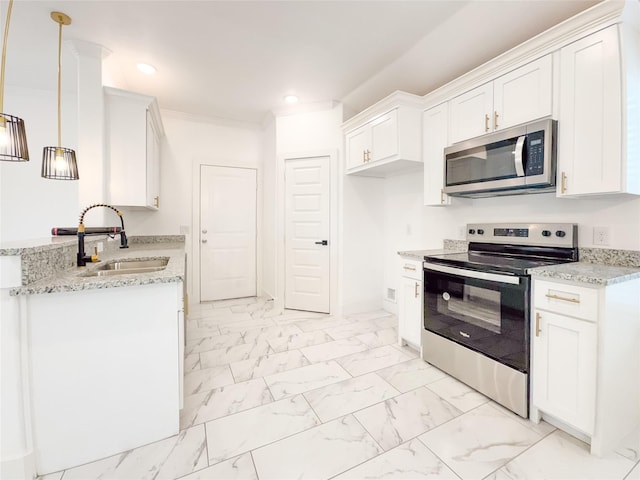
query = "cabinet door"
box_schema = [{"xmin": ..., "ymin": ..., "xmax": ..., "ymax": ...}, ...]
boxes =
[
  {"xmin": 493, "ymin": 56, "xmax": 552, "ymax": 131},
  {"xmin": 449, "ymin": 82, "xmax": 493, "ymax": 143},
  {"xmin": 423, "ymin": 104, "xmax": 450, "ymax": 206},
  {"xmin": 146, "ymin": 111, "xmax": 160, "ymax": 209},
  {"xmin": 398, "ymin": 276, "xmax": 422, "ymax": 348},
  {"xmin": 557, "ymin": 26, "xmax": 622, "ymax": 196},
  {"xmin": 370, "ymin": 110, "xmax": 398, "ymax": 162},
  {"xmin": 532, "ymin": 309, "xmax": 597, "ymax": 434},
  {"xmin": 345, "ymin": 126, "xmax": 370, "ymax": 170}
]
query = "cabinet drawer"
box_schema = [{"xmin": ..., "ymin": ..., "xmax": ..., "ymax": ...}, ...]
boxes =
[
  {"xmin": 400, "ymin": 258, "xmax": 423, "ymax": 281},
  {"xmin": 533, "ymin": 279, "xmax": 598, "ymax": 322}
]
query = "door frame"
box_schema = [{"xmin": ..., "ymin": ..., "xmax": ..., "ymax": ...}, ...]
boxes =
[
  {"xmin": 276, "ymin": 150, "xmax": 339, "ymax": 314},
  {"xmin": 191, "ymin": 163, "xmax": 261, "ymax": 304}
]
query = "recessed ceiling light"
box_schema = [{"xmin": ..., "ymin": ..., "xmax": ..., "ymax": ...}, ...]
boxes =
[
  {"xmin": 137, "ymin": 63, "xmax": 157, "ymax": 75},
  {"xmin": 283, "ymin": 94, "xmax": 299, "ymax": 104}
]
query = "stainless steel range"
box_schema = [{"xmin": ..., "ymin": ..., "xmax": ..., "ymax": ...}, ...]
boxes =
[{"xmin": 422, "ymin": 223, "xmax": 578, "ymax": 418}]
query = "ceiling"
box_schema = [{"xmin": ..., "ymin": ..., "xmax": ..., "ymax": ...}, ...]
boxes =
[{"xmin": 5, "ymin": 0, "xmax": 601, "ymax": 124}]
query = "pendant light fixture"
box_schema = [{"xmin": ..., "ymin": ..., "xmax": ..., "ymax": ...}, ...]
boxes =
[
  {"xmin": 0, "ymin": 0, "xmax": 29, "ymax": 162},
  {"xmin": 41, "ymin": 11, "xmax": 78, "ymax": 180}
]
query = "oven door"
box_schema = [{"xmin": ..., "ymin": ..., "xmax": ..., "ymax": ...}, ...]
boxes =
[{"xmin": 423, "ymin": 262, "xmax": 530, "ymax": 373}]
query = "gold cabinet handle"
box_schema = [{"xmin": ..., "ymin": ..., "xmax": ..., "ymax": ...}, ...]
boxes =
[
  {"xmin": 414, "ymin": 282, "xmax": 420, "ymax": 298},
  {"xmin": 362, "ymin": 150, "xmax": 366, "ymax": 162},
  {"xmin": 154, "ymin": 195, "xmax": 160, "ymax": 208},
  {"xmin": 545, "ymin": 293, "xmax": 580, "ymax": 304},
  {"xmin": 535, "ymin": 312, "xmax": 542, "ymax": 337},
  {"xmin": 485, "ymin": 114, "xmax": 490, "ymax": 132},
  {"xmin": 440, "ymin": 189, "xmax": 445, "ymax": 204},
  {"xmin": 561, "ymin": 172, "xmax": 567, "ymax": 194},
  {"xmin": 403, "ymin": 265, "xmax": 416, "ymax": 271},
  {"xmin": 494, "ymin": 111, "xmax": 499, "ymax": 130},
  {"xmin": 366, "ymin": 149, "xmax": 371, "ymax": 162}
]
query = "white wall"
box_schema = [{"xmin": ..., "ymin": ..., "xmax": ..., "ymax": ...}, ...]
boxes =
[
  {"xmin": 381, "ymin": 170, "xmax": 640, "ymax": 312},
  {"xmin": 342, "ymin": 174, "xmax": 386, "ymax": 314},
  {"xmin": 261, "ymin": 114, "xmax": 277, "ymax": 299},
  {"xmin": 0, "ymin": 86, "xmax": 79, "ymax": 243}
]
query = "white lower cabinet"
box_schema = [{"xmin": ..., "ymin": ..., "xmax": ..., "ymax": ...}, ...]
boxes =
[
  {"xmin": 398, "ymin": 257, "xmax": 423, "ymax": 350},
  {"xmin": 532, "ymin": 309, "xmax": 597, "ymax": 435},
  {"xmin": 531, "ymin": 277, "xmax": 640, "ymax": 456},
  {"xmin": 27, "ymin": 282, "xmax": 183, "ymax": 474}
]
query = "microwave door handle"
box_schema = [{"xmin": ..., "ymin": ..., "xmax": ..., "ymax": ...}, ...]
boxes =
[{"xmin": 514, "ymin": 135, "xmax": 526, "ymax": 177}]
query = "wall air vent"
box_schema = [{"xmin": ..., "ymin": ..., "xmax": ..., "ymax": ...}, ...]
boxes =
[{"xmin": 386, "ymin": 288, "xmax": 396, "ymax": 303}]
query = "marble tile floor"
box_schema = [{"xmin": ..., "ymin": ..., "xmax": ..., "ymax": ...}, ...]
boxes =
[{"xmin": 40, "ymin": 296, "xmax": 640, "ymax": 480}]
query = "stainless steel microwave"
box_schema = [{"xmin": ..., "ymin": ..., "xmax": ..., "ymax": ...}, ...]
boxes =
[{"xmin": 443, "ymin": 118, "xmax": 557, "ymax": 198}]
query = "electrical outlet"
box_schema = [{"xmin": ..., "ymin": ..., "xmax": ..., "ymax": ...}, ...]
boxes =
[{"xmin": 593, "ymin": 226, "xmax": 610, "ymax": 246}]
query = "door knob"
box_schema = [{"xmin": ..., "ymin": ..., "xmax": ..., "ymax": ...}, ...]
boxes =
[
  {"xmin": 202, "ymin": 239, "xmax": 208, "ymax": 243},
  {"xmin": 314, "ymin": 240, "xmax": 328, "ymax": 246}
]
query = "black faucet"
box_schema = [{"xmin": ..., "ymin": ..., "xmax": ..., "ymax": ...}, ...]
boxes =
[{"xmin": 77, "ymin": 204, "xmax": 129, "ymax": 266}]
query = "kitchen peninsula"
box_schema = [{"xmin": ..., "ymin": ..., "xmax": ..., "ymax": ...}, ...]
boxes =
[{"xmin": 1, "ymin": 235, "xmax": 186, "ymax": 475}]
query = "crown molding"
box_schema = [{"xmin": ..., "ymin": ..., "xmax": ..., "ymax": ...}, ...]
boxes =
[
  {"xmin": 66, "ymin": 39, "xmax": 112, "ymax": 60},
  {"xmin": 342, "ymin": 90, "xmax": 423, "ymax": 132}
]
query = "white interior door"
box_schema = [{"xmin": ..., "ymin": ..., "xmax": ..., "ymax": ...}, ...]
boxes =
[
  {"xmin": 285, "ymin": 157, "xmax": 330, "ymax": 313},
  {"xmin": 200, "ymin": 166, "xmax": 256, "ymax": 302}
]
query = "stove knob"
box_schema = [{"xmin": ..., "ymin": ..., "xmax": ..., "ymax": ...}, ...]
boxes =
[
  {"xmin": 468, "ymin": 229, "xmax": 476, "ymax": 235},
  {"xmin": 477, "ymin": 229, "xmax": 485, "ymax": 235},
  {"xmin": 542, "ymin": 230, "xmax": 552, "ymax": 237},
  {"xmin": 555, "ymin": 230, "xmax": 566, "ymax": 238}
]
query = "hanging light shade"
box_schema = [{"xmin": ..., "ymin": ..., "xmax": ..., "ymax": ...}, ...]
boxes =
[
  {"xmin": 0, "ymin": 0, "xmax": 30, "ymax": 162},
  {"xmin": 42, "ymin": 11, "xmax": 78, "ymax": 180}
]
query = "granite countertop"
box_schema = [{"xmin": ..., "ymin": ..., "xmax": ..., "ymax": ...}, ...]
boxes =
[
  {"xmin": 398, "ymin": 249, "xmax": 451, "ymax": 260},
  {"xmin": 11, "ymin": 242, "xmax": 185, "ymax": 296},
  {"xmin": 529, "ymin": 262, "xmax": 640, "ymax": 286},
  {"xmin": 398, "ymin": 242, "xmax": 640, "ymax": 286},
  {"xmin": 0, "ymin": 236, "xmax": 88, "ymax": 256}
]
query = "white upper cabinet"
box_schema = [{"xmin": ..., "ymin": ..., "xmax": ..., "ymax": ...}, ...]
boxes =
[
  {"xmin": 449, "ymin": 82, "xmax": 493, "ymax": 143},
  {"xmin": 449, "ymin": 55, "xmax": 553, "ymax": 144},
  {"xmin": 343, "ymin": 92, "xmax": 422, "ymax": 177},
  {"xmin": 557, "ymin": 24, "xmax": 640, "ymax": 197},
  {"xmin": 493, "ymin": 55, "xmax": 553, "ymax": 131},
  {"xmin": 423, "ymin": 103, "xmax": 451, "ymax": 206},
  {"xmin": 105, "ymin": 87, "xmax": 165, "ymax": 209}
]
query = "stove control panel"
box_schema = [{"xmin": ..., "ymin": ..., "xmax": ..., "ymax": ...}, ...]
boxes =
[{"xmin": 466, "ymin": 223, "xmax": 577, "ymax": 247}]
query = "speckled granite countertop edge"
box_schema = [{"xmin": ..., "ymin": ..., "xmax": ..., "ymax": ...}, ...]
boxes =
[
  {"xmin": 398, "ymin": 242, "xmax": 640, "ymax": 286},
  {"xmin": 529, "ymin": 263, "xmax": 640, "ymax": 286},
  {"xmin": 10, "ymin": 242, "xmax": 185, "ymax": 296},
  {"xmin": 398, "ymin": 240, "xmax": 468, "ymax": 260}
]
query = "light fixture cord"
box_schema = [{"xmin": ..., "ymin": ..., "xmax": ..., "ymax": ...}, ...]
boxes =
[
  {"xmin": 0, "ymin": 0, "xmax": 14, "ymax": 113},
  {"xmin": 56, "ymin": 15, "xmax": 63, "ymax": 148}
]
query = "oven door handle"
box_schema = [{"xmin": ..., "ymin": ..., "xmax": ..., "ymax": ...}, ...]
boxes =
[{"xmin": 423, "ymin": 262, "xmax": 521, "ymax": 285}]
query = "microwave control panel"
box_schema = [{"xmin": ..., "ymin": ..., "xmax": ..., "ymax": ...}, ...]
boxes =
[{"xmin": 525, "ymin": 130, "xmax": 545, "ymax": 176}]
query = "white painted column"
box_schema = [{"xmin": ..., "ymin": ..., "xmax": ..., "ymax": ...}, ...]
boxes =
[
  {"xmin": 68, "ymin": 40, "xmax": 111, "ymax": 225},
  {"xmin": 0, "ymin": 257, "xmax": 34, "ymax": 480}
]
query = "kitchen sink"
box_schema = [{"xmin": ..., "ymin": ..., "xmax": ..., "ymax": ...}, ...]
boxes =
[{"xmin": 82, "ymin": 258, "xmax": 169, "ymax": 277}]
